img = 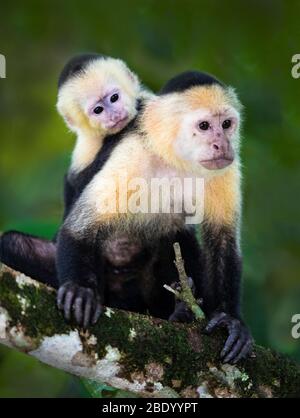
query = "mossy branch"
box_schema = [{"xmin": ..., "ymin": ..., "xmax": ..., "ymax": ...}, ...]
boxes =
[{"xmin": 0, "ymin": 264, "xmax": 299, "ymax": 398}]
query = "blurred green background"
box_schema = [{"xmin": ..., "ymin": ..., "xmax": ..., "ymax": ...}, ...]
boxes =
[{"xmin": 0, "ymin": 0, "xmax": 300, "ymax": 397}]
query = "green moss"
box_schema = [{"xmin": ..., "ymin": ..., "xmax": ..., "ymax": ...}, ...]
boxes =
[
  {"xmin": 89, "ymin": 311, "xmax": 227, "ymax": 389},
  {"xmin": 0, "ymin": 273, "xmax": 23, "ymax": 321},
  {"xmin": 220, "ymin": 345, "xmax": 300, "ymax": 398},
  {"xmin": 0, "ymin": 272, "xmax": 70, "ymax": 346}
]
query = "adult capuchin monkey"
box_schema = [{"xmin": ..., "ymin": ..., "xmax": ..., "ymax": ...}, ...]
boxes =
[
  {"xmin": 0, "ymin": 53, "xmax": 153, "ymax": 285},
  {"xmin": 55, "ymin": 71, "xmax": 253, "ymax": 364}
]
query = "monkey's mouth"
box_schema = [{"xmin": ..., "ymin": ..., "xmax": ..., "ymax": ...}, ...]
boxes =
[
  {"xmin": 110, "ymin": 116, "xmax": 129, "ymax": 130},
  {"xmin": 200, "ymin": 157, "xmax": 234, "ymax": 170}
]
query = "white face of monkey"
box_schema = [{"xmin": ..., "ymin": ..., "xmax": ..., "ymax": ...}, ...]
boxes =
[
  {"xmin": 83, "ymin": 83, "xmax": 132, "ymax": 132},
  {"xmin": 174, "ymin": 106, "xmax": 240, "ymax": 171},
  {"xmin": 142, "ymin": 85, "xmax": 242, "ymax": 176},
  {"xmin": 57, "ymin": 58, "xmax": 141, "ymax": 135}
]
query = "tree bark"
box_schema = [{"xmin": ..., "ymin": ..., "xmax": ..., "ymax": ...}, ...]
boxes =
[{"xmin": 0, "ymin": 264, "xmax": 299, "ymax": 398}]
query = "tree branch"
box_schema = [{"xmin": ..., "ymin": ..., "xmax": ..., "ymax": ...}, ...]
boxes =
[
  {"xmin": 0, "ymin": 263, "xmax": 299, "ymax": 398},
  {"xmin": 164, "ymin": 243, "xmax": 205, "ymax": 320}
]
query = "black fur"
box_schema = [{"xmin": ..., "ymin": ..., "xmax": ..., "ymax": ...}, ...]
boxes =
[
  {"xmin": 58, "ymin": 53, "xmax": 105, "ymax": 89},
  {"xmin": 200, "ymin": 222, "xmax": 241, "ymax": 318},
  {"xmin": 56, "ymin": 224, "xmax": 202, "ymax": 321},
  {"xmin": 0, "ymin": 231, "xmax": 58, "ymax": 288},
  {"xmin": 159, "ymin": 70, "xmax": 224, "ymax": 95},
  {"xmin": 200, "ymin": 222, "xmax": 253, "ymax": 364}
]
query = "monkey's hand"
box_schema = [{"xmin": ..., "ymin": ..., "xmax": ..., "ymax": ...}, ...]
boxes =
[
  {"xmin": 168, "ymin": 301, "xmax": 195, "ymax": 323},
  {"xmin": 204, "ymin": 312, "xmax": 253, "ymax": 364},
  {"xmin": 57, "ymin": 281, "xmax": 103, "ymax": 329}
]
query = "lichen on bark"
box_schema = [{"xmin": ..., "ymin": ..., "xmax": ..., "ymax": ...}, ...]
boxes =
[{"xmin": 0, "ymin": 264, "xmax": 300, "ymax": 398}]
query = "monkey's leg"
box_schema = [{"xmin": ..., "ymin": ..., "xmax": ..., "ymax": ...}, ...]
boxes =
[{"xmin": 0, "ymin": 231, "xmax": 58, "ymax": 288}]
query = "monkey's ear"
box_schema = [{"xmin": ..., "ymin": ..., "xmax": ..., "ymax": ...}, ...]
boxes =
[
  {"xmin": 57, "ymin": 98, "xmax": 78, "ymax": 132},
  {"xmin": 63, "ymin": 112, "xmax": 76, "ymax": 129}
]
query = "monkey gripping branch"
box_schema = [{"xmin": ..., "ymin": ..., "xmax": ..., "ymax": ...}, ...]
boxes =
[{"xmin": 0, "ymin": 259, "xmax": 299, "ymax": 398}]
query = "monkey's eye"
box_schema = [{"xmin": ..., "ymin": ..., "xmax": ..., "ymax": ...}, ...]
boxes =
[
  {"xmin": 94, "ymin": 106, "xmax": 104, "ymax": 114},
  {"xmin": 110, "ymin": 93, "xmax": 119, "ymax": 103},
  {"xmin": 199, "ymin": 121, "xmax": 210, "ymax": 130},
  {"xmin": 222, "ymin": 119, "xmax": 231, "ymax": 129}
]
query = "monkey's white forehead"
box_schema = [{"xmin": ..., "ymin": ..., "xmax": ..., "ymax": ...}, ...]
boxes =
[
  {"xmin": 61, "ymin": 57, "xmax": 139, "ymax": 102},
  {"xmin": 182, "ymin": 107, "xmax": 240, "ymax": 124}
]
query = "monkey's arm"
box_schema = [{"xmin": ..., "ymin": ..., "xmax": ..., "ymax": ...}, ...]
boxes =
[
  {"xmin": 201, "ymin": 221, "xmax": 252, "ymax": 364},
  {"xmin": 56, "ymin": 225, "xmax": 103, "ymax": 328},
  {"xmin": 201, "ymin": 222, "xmax": 242, "ymax": 318},
  {"xmin": 201, "ymin": 167, "xmax": 252, "ymax": 364},
  {"xmin": 56, "ymin": 141, "xmax": 141, "ymax": 327}
]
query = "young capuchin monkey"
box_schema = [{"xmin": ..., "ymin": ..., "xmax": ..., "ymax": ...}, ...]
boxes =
[
  {"xmin": 55, "ymin": 71, "xmax": 253, "ymax": 364},
  {"xmin": 0, "ymin": 54, "xmax": 153, "ymax": 284}
]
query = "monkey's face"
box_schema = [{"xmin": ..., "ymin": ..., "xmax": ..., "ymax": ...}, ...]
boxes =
[
  {"xmin": 57, "ymin": 58, "xmax": 140, "ymax": 135},
  {"xmin": 143, "ymin": 85, "xmax": 242, "ymax": 176},
  {"xmin": 175, "ymin": 106, "xmax": 239, "ymax": 171},
  {"xmin": 84, "ymin": 85, "xmax": 132, "ymax": 132}
]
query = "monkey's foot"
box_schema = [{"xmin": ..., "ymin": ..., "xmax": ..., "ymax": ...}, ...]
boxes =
[
  {"xmin": 204, "ymin": 312, "xmax": 253, "ymax": 364},
  {"xmin": 57, "ymin": 282, "xmax": 103, "ymax": 329}
]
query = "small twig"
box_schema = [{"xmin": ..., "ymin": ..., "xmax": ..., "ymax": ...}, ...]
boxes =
[{"xmin": 164, "ymin": 242, "xmax": 205, "ymax": 320}]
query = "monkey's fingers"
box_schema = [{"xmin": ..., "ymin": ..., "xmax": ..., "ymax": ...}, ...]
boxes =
[
  {"xmin": 92, "ymin": 300, "xmax": 103, "ymax": 325},
  {"xmin": 57, "ymin": 285, "xmax": 67, "ymax": 310},
  {"xmin": 74, "ymin": 295, "xmax": 84, "ymax": 326},
  {"xmin": 220, "ymin": 319, "xmax": 253, "ymax": 364},
  {"xmin": 232, "ymin": 338, "xmax": 253, "ymax": 364},
  {"xmin": 57, "ymin": 282, "xmax": 74, "ymax": 310},
  {"xmin": 223, "ymin": 332, "xmax": 247, "ymax": 364},
  {"xmin": 204, "ymin": 312, "xmax": 227, "ymax": 334},
  {"xmin": 83, "ymin": 290, "xmax": 94, "ymax": 330},
  {"xmin": 64, "ymin": 289, "xmax": 76, "ymax": 321},
  {"xmin": 187, "ymin": 277, "xmax": 195, "ymax": 292},
  {"xmin": 220, "ymin": 325, "xmax": 240, "ymax": 360},
  {"xmin": 204, "ymin": 312, "xmax": 253, "ymax": 364}
]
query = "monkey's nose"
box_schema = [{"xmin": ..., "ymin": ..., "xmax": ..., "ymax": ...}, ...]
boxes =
[
  {"xmin": 111, "ymin": 114, "xmax": 121, "ymax": 122},
  {"xmin": 212, "ymin": 143, "xmax": 220, "ymax": 150}
]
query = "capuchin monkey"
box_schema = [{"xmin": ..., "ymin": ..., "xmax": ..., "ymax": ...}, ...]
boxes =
[
  {"xmin": 0, "ymin": 54, "xmax": 153, "ymax": 285},
  {"xmin": 56, "ymin": 71, "xmax": 253, "ymax": 364}
]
